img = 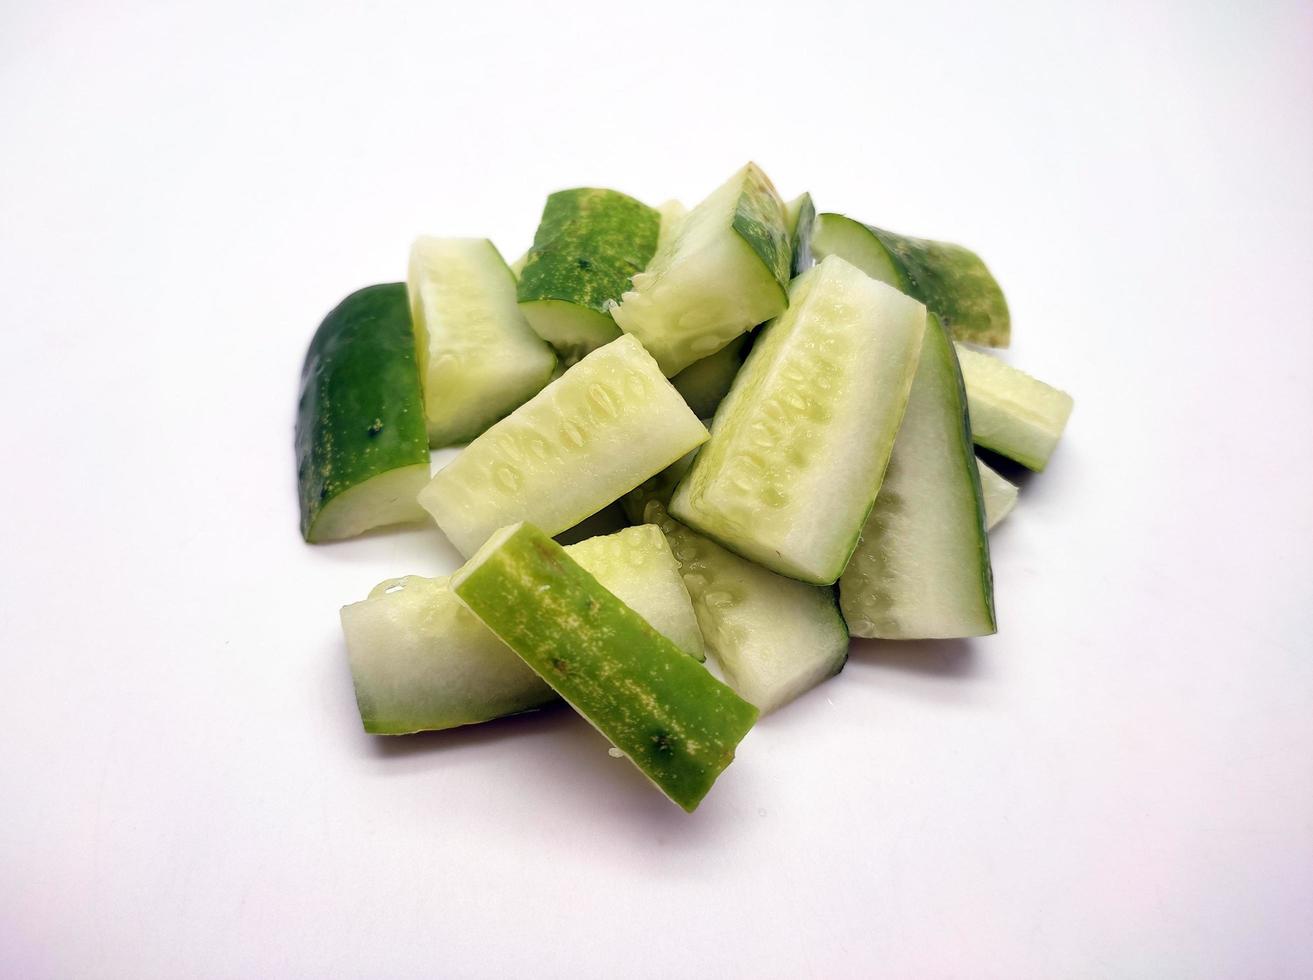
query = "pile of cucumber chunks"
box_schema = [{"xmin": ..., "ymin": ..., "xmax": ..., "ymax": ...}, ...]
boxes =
[{"xmin": 297, "ymin": 162, "xmax": 1073, "ymax": 811}]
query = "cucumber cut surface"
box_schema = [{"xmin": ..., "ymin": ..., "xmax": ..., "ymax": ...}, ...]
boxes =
[
  {"xmin": 955, "ymin": 344, "xmax": 1074, "ymax": 471},
  {"xmin": 977, "ymin": 457, "xmax": 1018, "ymax": 530},
  {"xmin": 670, "ymin": 255, "xmax": 926, "ymax": 585},
  {"xmin": 612, "ymin": 163, "xmax": 790, "ymax": 376},
  {"xmin": 670, "ymin": 333, "xmax": 750, "ymax": 419},
  {"xmin": 839, "ymin": 315, "xmax": 996, "ymax": 640},
  {"xmin": 418, "ymin": 334, "xmax": 709, "ymax": 556},
  {"xmin": 655, "ymin": 199, "xmax": 687, "ymax": 252},
  {"xmin": 296, "ymin": 283, "xmax": 430, "ymax": 542},
  {"xmin": 408, "ymin": 237, "xmax": 557, "ymax": 447},
  {"xmin": 452, "ymin": 523, "xmax": 758, "ymax": 812},
  {"xmin": 812, "ymin": 212, "xmax": 1011, "ymax": 348},
  {"xmin": 784, "ymin": 192, "xmax": 816, "ymax": 277}
]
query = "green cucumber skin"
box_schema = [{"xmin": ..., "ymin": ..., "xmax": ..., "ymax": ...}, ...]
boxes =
[
  {"xmin": 295, "ymin": 284, "xmax": 429, "ymax": 541},
  {"xmin": 784, "ymin": 192, "xmax": 816, "ymax": 277},
  {"xmin": 733, "ymin": 164, "xmax": 792, "ymax": 297},
  {"xmin": 452, "ymin": 524, "xmax": 758, "ymax": 812},
  {"xmin": 670, "ymin": 333, "xmax": 750, "ymax": 419}
]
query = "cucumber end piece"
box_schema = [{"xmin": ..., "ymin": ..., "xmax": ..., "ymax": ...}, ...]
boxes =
[
  {"xmin": 519, "ymin": 298, "xmax": 622, "ymax": 361},
  {"xmin": 303, "ymin": 463, "xmax": 430, "ymax": 543}
]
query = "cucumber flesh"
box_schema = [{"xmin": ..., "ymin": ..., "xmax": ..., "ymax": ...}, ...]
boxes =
[
  {"xmin": 670, "ymin": 255, "xmax": 926, "ymax": 585},
  {"xmin": 955, "ymin": 344, "xmax": 1073, "ymax": 471},
  {"xmin": 656, "ymin": 199, "xmax": 687, "ymax": 252},
  {"xmin": 839, "ymin": 315, "xmax": 996, "ymax": 639},
  {"xmin": 621, "ymin": 447, "xmax": 697, "ymax": 524},
  {"xmin": 296, "ymin": 283, "xmax": 431, "ymax": 542},
  {"xmin": 670, "ymin": 333, "xmax": 750, "ymax": 419},
  {"xmin": 784, "ymin": 192, "xmax": 816, "ymax": 277},
  {"xmin": 408, "ymin": 237, "xmax": 557, "ymax": 447},
  {"xmin": 451, "ymin": 523, "xmax": 758, "ymax": 812},
  {"xmin": 812, "ymin": 212, "xmax": 1011, "ymax": 348},
  {"xmin": 612, "ymin": 163, "xmax": 790, "ymax": 376},
  {"xmin": 418, "ymin": 333, "xmax": 709, "ymax": 556},
  {"xmin": 976, "ymin": 457, "xmax": 1018, "ymax": 530}
]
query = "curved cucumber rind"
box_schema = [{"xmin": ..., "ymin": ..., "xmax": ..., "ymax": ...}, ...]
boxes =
[
  {"xmin": 451, "ymin": 523, "xmax": 758, "ymax": 812},
  {"xmin": 976, "ymin": 457, "xmax": 1018, "ymax": 530},
  {"xmin": 296, "ymin": 283, "xmax": 430, "ymax": 542},
  {"xmin": 408, "ymin": 237, "xmax": 557, "ymax": 448},
  {"xmin": 340, "ymin": 524, "xmax": 706, "ymax": 735},
  {"xmin": 839, "ymin": 315, "xmax": 996, "ymax": 640},
  {"xmin": 812, "ymin": 212, "xmax": 1011, "ymax": 348},
  {"xmin": 955, "ymin": 344, "xmax": 1073, "ymax": 471},
  {"xmin": 670, "ymin": 255, "xmax": 927, "ymax": 585},
  {"xmin": 419, "ymin": 334, "xmax": 709, "ymax": 557},
  {"xmin": 612, "ymin": 163, "xmax": 790, "ymax": 376},
  {"xmin": 670, "ymin": 333, "xmax": 750, "ymax": 419},
  {"xmin": 784, "ymin": 192, "xmax": 816, "ymax": 277}
]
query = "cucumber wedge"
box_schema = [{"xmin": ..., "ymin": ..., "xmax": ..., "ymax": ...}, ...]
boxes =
[
  {"xmin": 812, "ymin": 212, "xmax": 1011, "ymax": 348},
  {"xmin": 977, "ymin": 457, "xmax": 1018, "ymax": 530},
  {"xmin": 612, "ymin": 163, "xmax": 790, "ymax": 376},
  {"xmin": 655, "ymin": 199, "xmax": 687, "ymax": 251},
  {"xmin": 341, "ymin": 525, "xmax": 705, "ymax": 735},
  {"xmin": 296, "ymin": 284, "xmax": 430, "ymax": 542},
  {"xmin": 670, "ymin": 333, "xmax": 750, "ymax": 419},
  {"xmin": 517, "ymin": 188, "xmax": 660, "ymax": 360},
  {"xmin": 670, "ymin": 255, "xmax": 926, "ymax": 585},
  {"xmin": 452, "ymin": 523, "xmax": 758, "ymax": 812},
  {"xmin": 784, "ymin": 192, "xmax": 816, "ymax": 277},
  {"xmin": 839, "ymin": 315, "xmax": 996, "ymax": 639},
  {"xmin": 418, "ymin": 334, "xmax": 709, "ymax": 556},
  {"xmin": 408, "ymin": 237, "xmax": 557, "ymax": 447},
  {"xmin": 955, "ymin": 344, "xmax": 1074, "ymax": 471}
]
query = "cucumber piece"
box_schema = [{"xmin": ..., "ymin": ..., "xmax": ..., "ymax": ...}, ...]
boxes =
[
  {"xmin": 342, "ymin": 525, "xmax": 707, "ymax": 735},
  {"xmin": 812, "ymin": 212, "xmax": 1011, "ymax": 348},
  {"xmin": 295, "ymin": 284, "xmax": 430, "ymax": 542},
  {"xmin": 612, "ymin": 163, "xmax": 790, "ymax": 376},
  {"xmin": 784, "ymin": 192, "xmax": 816, "ymax": 276},
  {"xmin": 418, "ymin": 334, "xmax": 709, "ymax": 556},
  {"xmin": 955, "ymin": 344, "xmax": 1074, "ymax": 471},
  {"xmin": 620, "ymin": 448, "xmax": 697, "ymax": 524},
  {"xmin": 670, "ymin": 255, "xmax": 927, "ymax": 585},
  {"xmin": 452, "ymin": 523, "xmax": 758, "ymax": 812},
  {"xmin": 517, "ymin": 188, "xmax": 660, "ymax": 360},
  {"xmin": 655, "ymin": 199, "xmax": 687, "ymax": 252},
  {"xmin": 408, "ymin": 237, "xmax": 557, "ymax": 447},
  {"xmin": 977, "ymin": 457, "xmax": 1018, "ymax": 530},
  {"xmin": 670, "ymin": 333, "xmax": 750, "ymax": 419},
  {"xmin": 508, "ymin": 250, "xmax": 529, "ymax": 279},
  {"xmin": 839, "ymin": 315, "xmax": 996, "ymax": 639}
]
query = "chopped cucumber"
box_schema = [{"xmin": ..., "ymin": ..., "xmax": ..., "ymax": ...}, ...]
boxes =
[
  {"xmin": 612, "ymin": 163, "xmax": 790, "ymax": 376},
  {"xmin": 670, "ymin": 333, "xmax": 750, "ymax": 419},
  {"xmin": 452, "ymin": 523, "xmax": 758, "ymax": 812},
  {"xmin": 812, "ymin": 212, "xmax": 1011, "ymax": 348},
  {"xmin": 418, "ymin": 334, "xmax": 709, "ymax": 556},
  {"xmin": 784, "ymin": 192, "xmax": 816, "ymax": 276},
  {"xmin": 839, "ymin": 315, "xmax": 996, "ymax": 639},
  {"xmin": 517, "ymin": 188, "xmax": 659, "ymax": 361},
  {"xmin": 955, "ymin": 344, "xmax": 1073, "ymax": 471},
  {"xmin": 977, "ymin": 457, "xmax": 1018, "ymax": 530},
  {"xmin": 621, "ymin": 448, "xmax": 697, "ymax": 524},
  {"xmin": 341, "ymin": 525, "xmax": 705, "ymax": 735},
  {"xmin": 408, "ymin": 237, "xmax": 557, "ymax": 447},
  {"xmin": 655, "ymin": 199, "xmax": 687, "ymax": 251},
  {"xmin": 296, "ymin": 284, "xmax": 430, "ymax": 542},
  {"xmin": 508, "ymin": 250, "xmax": 529, "ymax": 279},
  {"xmin": 670, "ymin": 255, "xmax": 926, "ymax": 585}
]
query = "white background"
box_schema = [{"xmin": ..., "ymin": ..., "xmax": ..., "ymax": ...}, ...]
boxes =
[{"xmin": 2, "ymin": 0, "xmax": 1311, "ymax": 976}]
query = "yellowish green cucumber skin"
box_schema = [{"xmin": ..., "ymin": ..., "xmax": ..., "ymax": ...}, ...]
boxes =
[
  {"xmin": 451, "ymin": 523, "xmax": 758, "ymax": 812},
  {"xmin": 295, "ymin": 283, "xmax": 430, "ymax": 542},
  {"xmin": 955, "ymin": 344, "xmax": 1074, "ymax": 471},
  {"xmin": 418, "ymin": 334, "xmax": 708, "ymax": 557},
  {"xmin": 976, "ymin": 457, "xmax": 1018, "ymax": 529},
  {"xmin": 340, "ymin": 525, "xmax": 705, "ymax": 735},
  {"xmin": 784, "ymin": 192, "xmax": 816, "ymax": 276},
  {"xmin": 408, "ymin": 237, "xmax": 557, "ymax": 448},
  {"xmin": 839, "ymin": 315, "xmax": 996, "ymax": 640},
  {"xmin": 670, "ymin": 333, "xmax": 750, "ymax": 419},
  {"xmin": 670, "ymin": 256, "xmax": 926, "ymax": 585}
]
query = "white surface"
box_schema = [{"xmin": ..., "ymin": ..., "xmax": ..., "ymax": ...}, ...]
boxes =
[{"xmin": 2, "ymin": 1, "xmax": 1310, "ymax": 976}]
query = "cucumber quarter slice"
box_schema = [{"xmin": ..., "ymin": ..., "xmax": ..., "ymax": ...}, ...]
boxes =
[
  {"xmin": 839, "ymin": 315, "xmax": 996, "ymax": 640},
  {"xmin": 342, "ymin": 525, "xmax": 706, "ymax": 735},
  {"xmin": 811, "ymin": 212, "xmax": 1011, "ymax": 348},
  {"xmin": 955, "ymin": 344, "xmax": 1074, "ymax": 471},
  {"xmin": 784, "ymin": 192, "xmax": 816, "ymax": 277},
  {"xmin": 517, "ymin": 188, "xmax": 660, "ymax": 361},
  {"xmin": 296, "ymin": 283, "xmax": 430, "ymax": 542},
  {"xmin": 977, "ymin": 457, "xmax": 1018, "ymax": 530},
  {"xmin": 612, "ymin": 163, "xmax": 791, "ymax": 376},
  {"xmin": 408, "ymin": 237, "xmax": 557, "ymax": 448},
  {"xmin": 670, "ymin": 255, "xmax": 927, "ymax": 585},
  {"xmin": 452, "ymin": 523, "xmax": 758, "ymax": 812},
  {"xmin": 418, "ymin": 334, "xmax": 709, "ymax": 557},
  {"xmin": 670, "ymin": 333, "xmax": 750, "ymax": 419}
]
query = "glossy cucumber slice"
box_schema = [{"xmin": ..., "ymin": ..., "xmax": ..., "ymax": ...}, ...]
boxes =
[
  {"xmin": 517, "ymin": 188, "xmax": 659, "ymax": 361},
  {"xmin": 670, "ymin": 255, "xmax": 926, "ymax": 585},
  {"xmin": 452, "ymin": 523, "xmax": 758, "ymax": 812},
  {"xmin": 812, "ymin": 212, "xmax": 1011, "ymax": 348},
  {"xmin": 839, "ymin": 315, "xmax": 996, "ymax": 639},
  {"xmin": 295, "ymin": 284, "xmax": 430, "ymax": 542},
  {"xmin": 612, "ymin": 163, "xmax": 790, "ymax": 376},
  {"xmin": 784, "ymin": 192, "xmax": 816, "ymax": 276},
  {"xmin": 341, "ymin": 525, "xmax": 705, "ymax": 735},
  {"xmin": 408, "ymin": 237, "xmax": 557, "ymax": 447},
  {"xmin": 955, "ymin": 344, "xmax": 1073, "ymax": 471},
  {"xmin": 419, "ymin": 334, "xmax": 708, "ymax": 556},
  {"xmin": 670, "ymin": 333, "xmax": 750, "ymax": 419},
  {"xmin": 977, "ymin": 457, "xmax": 1018, "ymax": 530}
]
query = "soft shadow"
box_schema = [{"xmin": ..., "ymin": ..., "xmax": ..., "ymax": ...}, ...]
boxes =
[
  {"xmin": 847, "ymin": 636, "xmax": 984, "ymax": 679},
  {"xmin": 554, "ymin": 502, "xmax": 629, "ymax": 545},
  {"xmin": 975, "ymin": 447, "xmax": 1038, "ymax": 491},
  {"xmin": 361, "ymin": 702, "xmax": 575, "ymax": 758}
]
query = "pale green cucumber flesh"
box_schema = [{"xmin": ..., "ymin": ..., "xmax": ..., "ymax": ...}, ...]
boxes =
[
  {"xmin": 839, "ymin": 315, "xmax": 996, "ymax": 639},
  {"xmin": 670, "ymin": 333, "xmax": 750, "ymax": 419},
  {"xmin": 976, "ymin": 457, "xmax": 1018, "ymax": 530},
  {"xmin": 296, "ymin": 283, "xmax": 431, "ymax": 542},
  {"xmin": 784, "ymin": 192, "xmax": 816, "ymax": 277},
  {"xmin": 670, "ymin": 255, "xmax": 927, "ymax": 585},
  {"xmin": 955, "ymin": 344, "xmax": 1073, "ymax": 471},
  {"xmin": 655, "ymin": 199, "xmax": 687, "ymax": 252},
  {"xmin": 621, "ymin": 448, "xmax": 698, "ymax": 525},
  {"xmin": 517, "ymin": 299, "xmax": 620, "ymax": 363},
  {"xmin": 451, "ymin": 524, "xmax": 758, "ymax": 812}
]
